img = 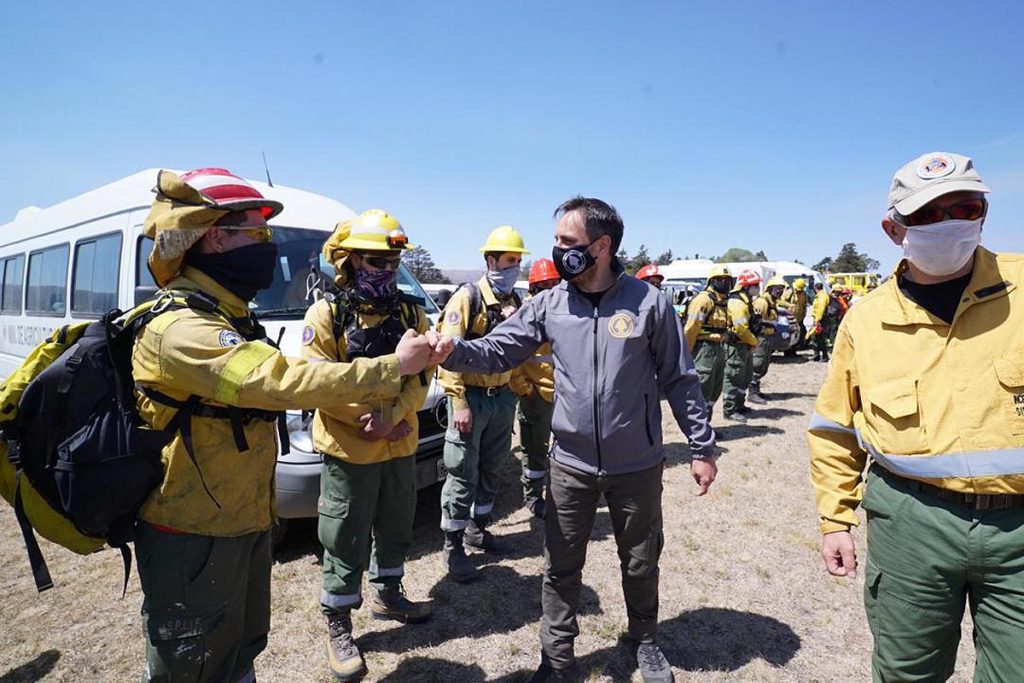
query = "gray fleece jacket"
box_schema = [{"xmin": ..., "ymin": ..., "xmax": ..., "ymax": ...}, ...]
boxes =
[{"xmin": 442, "ymin": 272, "xmax": 716, "ymax": 476}]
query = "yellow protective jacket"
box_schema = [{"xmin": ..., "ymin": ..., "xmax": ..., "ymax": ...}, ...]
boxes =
[
  {"xmin": 811, "ymin": 291, "xmax": 829, "ymax": 323},
  {"xmin": 684, "ymin": 288, "xmax": 731, "ymax": 350},
  {"xmin": 132, "ymin": 268, "xmax": 402, "ymax": 536},
  {"xmin": 808, "ymin": 247, "xmax": 1024, "ymax": 533},
  {"xmin": 509, "ymin": 294, "xmax": 554, "ymax": 402},
  {"xmin": 752, "ymin": 292, "xmax": 778, "ymax": 336},
  {"xmin": 300, "ymin": 296, "xmax": 430, "ymax": 464},
  {"xmin": 438, "ymin": 277, "xmax": 518, "ymax": 410},
  {"xmin": 778, "ymin": 287, "xmax": 807, "ymax": 321},
  {"xmin": 727, "ymin": 291, "xmax": 758, "ymax": 347}
]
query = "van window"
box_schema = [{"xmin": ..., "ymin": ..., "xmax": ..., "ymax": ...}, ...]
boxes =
[
  {"xmin": 26, "ymin": 244, "xmax": 70, "ymax": 316},
  {"xmin": 73, "ymin": 233, "xmax": 122, "ymax": 316},
  {"xmin": 136, "ymin": 236, "xmax": 156, "ymax": 287},
  {"xmin": 1, "ymin": 255, "xmax": 25, "ymax": 313}
]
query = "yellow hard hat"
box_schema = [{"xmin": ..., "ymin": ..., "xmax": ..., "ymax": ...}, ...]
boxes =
[
  {"xmin": 794, "ymin": 278, "xmax": 807, "ymax": 291},
  {"xmin": 766, "ymin": 276, "xmax": 787, "ymax": 288},
  {"xmin": 337, "ymin": 209, "xmax": 415, "ymax": 252},
  {"xmin": 708, "ymin": 264, "xmax": 732, "ymax": 279},
  {"xmin": 480, "ymin": 225, "xmax": 529, "ymax": 254}
]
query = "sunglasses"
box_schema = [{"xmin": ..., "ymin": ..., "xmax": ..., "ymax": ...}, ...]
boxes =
[
  {"xmin": 896, "ymin": 199, "xmax": 987, "ymax": 227},
  {"xmin": 362, "ymin": 254, "xmax": 403, "ymax": 270}
]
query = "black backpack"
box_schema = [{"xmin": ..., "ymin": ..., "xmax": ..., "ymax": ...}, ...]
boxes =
[{"xmin": 450, "ymin": 282, "xmax": 522, "ymax": 340}]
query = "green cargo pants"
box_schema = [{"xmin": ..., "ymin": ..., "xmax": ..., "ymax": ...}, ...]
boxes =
[
  {"xmin": 136, "ymin": 522, "xmax": 271, "ymax": 683},
  {"xmin": 440, "ymin": 385, "xmax": 517, "ymax": 531},
  {"xmin": 693, "ymin": 340, "xmax": 726, "ymax": 415},
  {"xmin": 518, "ymin": 389, "xmax": 553, "ymax": 502},
  {"xmin": 318, "ymin": 454, "xmax": 416, "ymax": 613},
  {"xmin": 812, "ymin": 319, "xmax": 834, "ymax": 359},
  {"xmin": 863, "ymin": 465, "xmax": 1024, "ymax": 682},
  {"xmin": 722, "ymin": 342, "xmax": 754, "ymax": 413},
  {"xmin": 750, "ymin": 336, "xmax": 773, "ymax": 394}
]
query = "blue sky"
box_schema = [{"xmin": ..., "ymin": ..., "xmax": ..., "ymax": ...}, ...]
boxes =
[{"xmin": 2, "ymin": 2, "xmax": 1022, "ymax": 273}]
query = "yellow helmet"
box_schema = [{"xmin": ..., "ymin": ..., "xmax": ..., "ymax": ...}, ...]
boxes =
[
  {"xmin": 337, "ymin": 209, "xmax": 415, "ymax": 252},
  {"xmin": 766, "ymin": 276, "xmax": 787, "ymax": 289},
  {"xmin": 794, "ymin": 278, "xmax": 807, "ymax": 291},
  {"xmin": 708, "ymin": 264, "xmax": 732, "ymax": 279},
  {"xmin": 480, "ymin": 225, "xmax": 530, "ymax": 254}
]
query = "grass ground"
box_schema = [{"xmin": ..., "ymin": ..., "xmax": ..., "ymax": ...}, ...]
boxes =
[{"xmin": 0, "ymin": 354, "xmax": 977, "ymax": 682}]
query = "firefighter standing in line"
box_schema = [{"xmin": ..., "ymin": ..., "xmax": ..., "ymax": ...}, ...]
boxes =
[
  {"xmin": 778, "ymin": 278, "xmax": 808, "ymax": 357},
  {"xmin": 510, "ymin": 258, "xmax": 560, "ymax": 519},
  {"xmin": 635, "ymin": 263, "xmax": 664, "ymax": 289},
  {"xmin": 437, "ymin": 226, "xmax": 528, "ymax": 582},
  {"xmin": 748, "ymin": 276, "xmax": 784, "ymax": 403},
  {"xmin": 808, "ymin": 151, "xmax": 1022, "ymax": 681},
  {"xmin": 301, "ymin": 210, "xmax": 433, "ymax": 682},
  {"xmin": 684, "ymin": 265, "xmax": 733, "ymax": 419},
  {"xmin": 807, "ymin": 282, "xmax": 839, "ymax": 362},
  {"xmin": 722, "ymin": 269, "xmax": 761, "ymax": 422},
  {"xmin": 132, "ymin": 169, "xmax": 437, "ymax": 683}
]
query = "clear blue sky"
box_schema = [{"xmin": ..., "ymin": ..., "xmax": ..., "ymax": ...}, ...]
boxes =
[{"xmin": 3, "ymin": 2, "xmax": 1022, "ymax": 273}]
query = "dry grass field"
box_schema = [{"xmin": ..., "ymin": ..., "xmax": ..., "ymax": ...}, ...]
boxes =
[{"xmin": 1, "ymin": 355, "xmax": 977, "ymax": 682}]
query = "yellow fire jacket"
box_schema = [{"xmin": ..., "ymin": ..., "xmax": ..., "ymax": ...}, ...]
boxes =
[
  {"xmin": 438, "ymin": 277, "xmax": 518, "ymax": 410},
  {"xmin": 808, "ymin": 247, "xmax": 1024, "ymax": 533},
  {"xmin": 778, "ymin": 287, "xmax": 807, "ymax": 321},
  {"xmin": 300, "ymin": 297, "xmax": 430, "ymax": 464},
  {"xmin": 752, "ymin": 292, "xmax": 778, "ymax": 336},
  {"xmin": 510, "ymin": 293, "xmax": 554, "ymax": 403},
  {"xmin": 132, "ymin": 268, "xmax": 401, "ymax": 536},
  {"xmin": 727, "ymin": 291, "xmax": 758, "ymax": 347},
  {"xmin": 684, "ymin": 288, "xmax": 731, "ymax": 350}
]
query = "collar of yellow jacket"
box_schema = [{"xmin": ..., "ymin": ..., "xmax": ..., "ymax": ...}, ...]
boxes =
[
  {"xmin": 879, "ymin": 246, "xmax": 1015, "ymax": 327},
  {"xmin": 168, "ymin": 266, "xmax": 252, "ymax": 318},
  {"xmin": 476, "ymin": 276, "xmax": 502, "ymax": 307}
]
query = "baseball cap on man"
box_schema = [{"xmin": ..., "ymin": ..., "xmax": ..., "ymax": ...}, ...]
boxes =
[{"xmin": 888, "ymin": 152, "xmax": 990, "ymax": 216}]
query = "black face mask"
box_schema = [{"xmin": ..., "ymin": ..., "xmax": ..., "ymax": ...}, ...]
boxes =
[
  {"xmin": 710, "ymin": 278, "xmax": 731, "ymax": 294},
  {"xmin": 188, "ymin": 242, "xmax": 279, "ymax": 302},
  {"xmin": 552, "ymin": 243, "xmax": 596, "ymax": 281}
]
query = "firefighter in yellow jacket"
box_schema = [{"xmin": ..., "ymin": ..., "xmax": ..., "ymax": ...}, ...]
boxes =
[
  {"xmin": 132, "ymin": 169, "xmax": 437, "ymax": 683},
  {"xmin": 777, "ymin": 278, "xmax": 808, "ymax": 357},
  {"xmin": 301, "ymin": 210, "xmax": 432, "ymax": 682},
  {"xmin": 437, "ymin": 226, "xmax": 528, "ymax": 582},
  {"xmin": 722, "ymin": 269, "xmax": 761, "ymax": 422},
  {"xmin": 807, "ymin": 152, "xmax": 1024, "ymax": 681},
  {"xmin": 748, "ymin": 276, "xmax": 783, "ymax": 403},
  {"xmin": 510, "ymin": 258, "xmax": 560, "ymax": 519},
  {"xmin": 684, "ymin": 264, "xmax": 733, "ymax": 418}
]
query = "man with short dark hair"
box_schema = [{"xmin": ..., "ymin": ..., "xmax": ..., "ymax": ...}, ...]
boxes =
[{"xmin": 437, "ymin": 196, "xmax": 716, "ymax": 683}]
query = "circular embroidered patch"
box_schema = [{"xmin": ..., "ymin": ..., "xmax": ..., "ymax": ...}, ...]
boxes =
[
  {"xmin": 916, "ymin": 153, "xmax": 956, "ymax": 180},
  {"xmin": 219, "ymin": 330, "xmax": 243, "ymax": 347},
  {"xmin": 608, "ymin": 313, "xmax": 635, "ymax": 339},
  {"xmin": 301, "ymin": 325, "xmax": 316, "ymax": 346},
  {"xmin": 562, "ymin": 250, "xmax": 589, "ymax": 275},
  {"xmin": 446, "ymin": 310, "xmax": 462, "ymax": 325}
]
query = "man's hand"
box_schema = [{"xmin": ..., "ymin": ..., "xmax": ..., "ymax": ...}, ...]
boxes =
[
  {"xmin": 425, "ymin": 331, "xmax": 455, "ymax": 365},
  {"xmin": 388, "ymin": 419, "xmax": 413, "ymax": 442},
  {"xmin": 822, "ymin": 530, "xmax": 857, "ymax": 578},
  {"xmin": 501, "ymin": 304, "xmax": 518, "ymax": 320},
  {"xmin": 358, "ymin": 411, "xmax": 393, "ymax": 441},
  {"xmin": 691, "ymin": 457, "xmax": 717, "ymax": 496},
  {"xmin": 452, "ymin": 406, "xmax": 473, "ymax": 434},
  {"xmin": 395, "ymin": 329, "xmax": 432, "ymax": 376}
]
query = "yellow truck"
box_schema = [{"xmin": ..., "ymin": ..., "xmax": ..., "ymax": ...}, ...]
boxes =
[{"xmin": 826, "ymin": 272, "xmax": 880, "ymax": 296}]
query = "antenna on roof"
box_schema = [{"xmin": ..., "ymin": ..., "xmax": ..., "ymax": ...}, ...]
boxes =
[{"xmin": 262, "ymin": 151, "xmax": 274, "ymax": 187}]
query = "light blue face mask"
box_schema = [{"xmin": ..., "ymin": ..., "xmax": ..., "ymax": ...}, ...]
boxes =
[{"xmin": 488, "ymin": 265, "xmax": 520, "ymax": 295}]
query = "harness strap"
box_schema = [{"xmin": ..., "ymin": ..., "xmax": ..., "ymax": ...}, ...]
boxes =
[{"xmin": 13, "ymin": 474, "xmax": 53, "ymax": 593}]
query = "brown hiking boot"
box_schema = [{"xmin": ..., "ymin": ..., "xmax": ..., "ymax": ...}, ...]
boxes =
[
  {"xmin": 326, "ymin": 612, "xmax": 365, "ymax": 681},
  {"xmin": 370, "ymin": 583, "xmax": 432, "ymax": 624},
  {"xmin": 442, "ymin": 530, "xmax": 480, "ymax": 583}
]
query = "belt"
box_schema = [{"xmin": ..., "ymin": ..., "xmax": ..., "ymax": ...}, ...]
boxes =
[
  {"xmin": 695, "ymin": 338, "xmax": 723, "ymax": 345},
  {"xmin": 879, "ymin": 466, "xmax": 1024, "ymax": 511},
  {"xmin": 466, "ymin": 384, "xmax": 508, "ymax": 397}
]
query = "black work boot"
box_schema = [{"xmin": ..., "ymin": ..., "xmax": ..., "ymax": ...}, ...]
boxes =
[
  {"xmin": 369, "ymin": 583, "xmax": 432, "ymax": 624},
  {"xmin": 524, "ymin": 495, "xmax": 546, "ymax": 520},
  {"xmin": 464, "ymin": 517, "xmax": 513, "ymax": 555},
  {"xmin": 528, "ymin": 662, "xmax": 578, "ymax": 682},
  {"xmin": 326, "ymin": 611, "xmax": 365, "ymax": 681},
  {"xmin": 636, "ymin": 642, "xmax": 674, "ymax": 683},
  {"xmin": 442, "ymin": 531, "xmax": 480, "ymax": 583},
  {"xmin": 724, "ymin": 410, "xmax": 747, "ymax": 423}
]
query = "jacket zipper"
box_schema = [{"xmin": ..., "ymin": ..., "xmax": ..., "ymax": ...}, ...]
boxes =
[
  {"xmin": 592, "ymin": 307, "xmax": 604, "ymax": 475},
  {"xmin": 643, "ymin": 393, "xmax": 654, "ymax": 446}
]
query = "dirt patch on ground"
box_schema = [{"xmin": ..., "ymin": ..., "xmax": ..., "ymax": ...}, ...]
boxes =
[{"xmin": 0, "ymin": 354, "xmax": 977, "ymax": 682}]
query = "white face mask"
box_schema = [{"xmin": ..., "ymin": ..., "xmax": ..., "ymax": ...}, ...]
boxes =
[{"xmin": 901, "ymin": 218, "xmax": 982, "ymax": 277}]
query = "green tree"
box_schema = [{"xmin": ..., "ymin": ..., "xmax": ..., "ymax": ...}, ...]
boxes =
[
  {"xmin": 813, "ymin": 256, "xmax": 834, "ymax": 272},
  {"xmin": 655, "ymin": 249, "xmax": 674, "ymax": 265},
  {"xmin": 831, "ymin": 243, "xmax": 880, "ymax": 272},
  {"xmin": 402, "ymin": 245, "xmax": 450, "ymax": 284},
  {"xmin": 716, "ymin": 247, "xmax": 763, "ymax": 263}
]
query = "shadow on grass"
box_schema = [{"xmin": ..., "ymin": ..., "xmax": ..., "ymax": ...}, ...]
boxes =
[
  {"xmin": 358, "ymin": 565, "xmax": 602, "ymax": 654},
  {"xmin": 378, "ymin": 657, "xmax": 529, "ymax": 683},
  {"xmin": 713, "ymin": 424, "xmax": 785, "ymax": 442},
  {"xmin": 0, "ymin": 650, "xmax": 60, "ymax": 683},
  {"xmin": 762, "ymin": 391, "xmax": 817, "ymax": 400},
  {"xmin": 746, "ymin": 406, "xmax": 803, "ymax": 420}
]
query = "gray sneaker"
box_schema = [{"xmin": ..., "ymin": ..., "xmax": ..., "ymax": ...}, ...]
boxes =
[{"xmin": 636, "ymin": 643, "xmax": 674, "ymax": 683}]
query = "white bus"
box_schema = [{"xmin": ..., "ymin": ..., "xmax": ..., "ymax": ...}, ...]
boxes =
[{"xmin": 0, "ymin": 169, "xmax": 448, "ymax": 530}]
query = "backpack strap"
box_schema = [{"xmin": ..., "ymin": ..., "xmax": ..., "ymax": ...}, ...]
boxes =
[{"xmin": 13, "ymin": 472, "xmax": 54, "ymax": 592}]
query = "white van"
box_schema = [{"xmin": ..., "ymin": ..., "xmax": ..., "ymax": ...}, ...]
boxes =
[{"xmin": 0, "ymin": 169, "xmax": 448, "ymax": 527}]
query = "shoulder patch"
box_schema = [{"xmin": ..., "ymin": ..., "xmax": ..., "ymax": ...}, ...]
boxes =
[
  {"xmin": 302, "ymin": 325, "xmax": 317, "ymax": 345},
  {"xmin": 219, "ymin": 330, "xmax": 244, "ymax": 347},
  {"xmin": 608, "ymin": 312, "xmax": 636, "ymax": 339},
  {"xmin": 446, "ymin": 310, "xmax": 461, "ymax": 325}
]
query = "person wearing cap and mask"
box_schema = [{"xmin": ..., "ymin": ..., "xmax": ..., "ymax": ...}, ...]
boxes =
[
  {"xmin": 684, "ymin": 265, "xmax": 733, "ymax": 419},
  {"xmin": 747, "ymin": 276, "xmax": 784, "ymax": 403},
  {"xmin": 509, "ymin": 258, "xmax": 561, "ymax": 519},
  {"xmin": 808, "ymin": 152, "xmax": 1024, "ymax": 681},
  {"xmin": 436, "ymin": 226, "xmax": 527, "ymax": 582},
  {"xmin": 722, "ymin": 270, "xmax": 761, "ymax": 422},
  {"xmin": 777, "ymin": 278, "xmax": 808, "ymax": 357},
  {"xmin": 300, "ymin": 210, "xmax": 432, "ymax": 681},
  {"xmin": 434, "ymin": 197, "xmax": 716, "ymax": 683},
  {"xmin": 807, "ymin": 282, "xmax": 838, "ymax": 362},
  {"xmin": 131, "ymin": 169, "xmax": 439, "ymax": 683}
]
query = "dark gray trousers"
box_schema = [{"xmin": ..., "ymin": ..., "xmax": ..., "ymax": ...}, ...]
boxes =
[{"xmin": 540, "ymin": 458, "xmax": 664, "ymax": 670}]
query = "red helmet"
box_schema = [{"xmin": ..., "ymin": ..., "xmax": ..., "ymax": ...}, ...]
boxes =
[
  {"xmin": 736, "ymin": 269, "xmax": 762, "ymax": 288},
  {"xmin": 179, "ymin": 167, "xmax": 283, "ymax": 219},
  {"xmin": 528, "ymin": 258, "xmax": 560, "ymax": 285},
  {"xmin": 636, "ymin": 264, "xmax": 662, "ymax": 283}
]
